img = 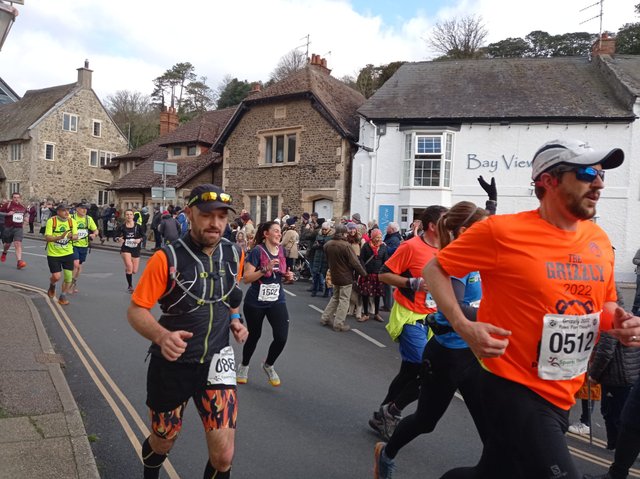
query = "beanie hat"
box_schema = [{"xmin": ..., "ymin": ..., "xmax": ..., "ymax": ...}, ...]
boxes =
[
  {"xmin": 302, "ymin": 212, "xmax": 310, "ymax": 221},
  {"xmin": 241, "ymin": 212, "xmax": 251, "ymax": 222},
  {"xmin": 352, "ymin": 213, "xmax": 361, "ymax": 223},
  {"xmin": 346, "ymin": 222, "xmax": 357, "ymax": 231},
  {"xmin": 286, "ymin": 216, "xmax": 297, "ymax": 226}
]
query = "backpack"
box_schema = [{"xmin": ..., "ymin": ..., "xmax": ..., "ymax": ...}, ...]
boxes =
[{"xmin": 51, "ymin": 216, "xmax": 73, "ymax": 230}]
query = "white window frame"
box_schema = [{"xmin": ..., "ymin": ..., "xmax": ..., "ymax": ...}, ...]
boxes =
[
  {"xmin": 8, "ymin": 182, "xmax": 19, "ymax": 195},
  {"xmin": 92, "ymin": 120, "xmax": 102, "ymax": 137},
  {"xmin": 44, "ymin": 142, "xmax": 55, "ymax": 161},
  {"xmin": 401, "ymin": 131, "xmax": 453, "ymax": 188},
  {"xmin": 97, "ymin": 190, "xmax": 109, "ymax": 205},
  {"xmin": 62, "ymin": 112, "xmax": 78, "ymax": 132},
  {"xmin": 9, "ymin": 143, "xmax": 22, "ymax": 162},
  {"xmin": 259, "ymin": 128, "xmax": 300, "ymax": 165},
  {"xmin": 89, "ymin": 150, "xmax": 99, "ymax": 167},
  {"xmin": 248, "ymin": 194, "xmax": 280, "ymax": 224},
  {"xmin": 100, "ymin": 151, "xmax": 116, "ymax": 167}
]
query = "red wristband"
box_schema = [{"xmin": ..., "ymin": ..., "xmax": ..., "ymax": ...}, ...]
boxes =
[{"xmin": 600, "ymin": 308, "xmax": 613, "ymax": 331}]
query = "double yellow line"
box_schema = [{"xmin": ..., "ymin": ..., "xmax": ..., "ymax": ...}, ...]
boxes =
[{"xmin": 3, "ymin": 281, "xmax": 180, "ymax": 479}]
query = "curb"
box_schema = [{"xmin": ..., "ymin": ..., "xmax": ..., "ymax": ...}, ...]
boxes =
[{"xmin": 22, "ymin": 290, "xmax": 101, "ymax": 479}]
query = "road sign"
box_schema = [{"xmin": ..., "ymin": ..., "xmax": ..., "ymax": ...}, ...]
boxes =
[
  {"xmin": 153, "ymin": 161, "xmax": 177, "ymax": 176},
  {"xmin": 151, "ymin": 187, "xmax": 176, "ymax": 199}
]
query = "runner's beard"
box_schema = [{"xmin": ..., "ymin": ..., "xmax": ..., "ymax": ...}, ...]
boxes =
[
  {"xmin": 564, "ymin": 188, "xmax": 599, "ymax": 220},
  {"xmin": 192, "ymin": 225, "xmax": 222, "ymax": 248}
]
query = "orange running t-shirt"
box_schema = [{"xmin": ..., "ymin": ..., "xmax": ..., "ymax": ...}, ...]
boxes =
[
  {"xmin": 384, "ymin": 235, "xmax": 439, "ymax": 315},
  {"xmin": 436, "ymin": 209, "xmax": 616, "ymax": 410}
]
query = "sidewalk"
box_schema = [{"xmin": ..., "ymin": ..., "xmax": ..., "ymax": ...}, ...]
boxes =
[{"xmin": 0, "ymin": 284, "xmax": 100, "ymax": 479}]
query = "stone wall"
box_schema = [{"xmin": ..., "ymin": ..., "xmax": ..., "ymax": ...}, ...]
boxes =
[
  {"xmin": 223, "ymin": 98, "xmax": 352, "ymax": 221},
  {"xmin": 11, "ymin": 88, "xmax": 128, "ymax": 203}
]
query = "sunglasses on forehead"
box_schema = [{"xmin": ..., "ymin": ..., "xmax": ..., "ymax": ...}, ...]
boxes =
[{"xmin": 188, "ymin": 191, "xmax": 232, "ymax": 206}]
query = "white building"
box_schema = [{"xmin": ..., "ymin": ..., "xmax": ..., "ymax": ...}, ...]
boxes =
[{"xmin": 352, "ymin": 40, "xmax": 640, "ymax": 280}]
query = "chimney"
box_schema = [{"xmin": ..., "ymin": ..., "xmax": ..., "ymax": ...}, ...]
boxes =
[
  {"xmin": 308, "ymin": 53, "xmax": 332, "ymax": 75},
  {"xmin": 159, "ymin": 106, "xmax": 179, "ymax": 136},
  {"xmin": 250, "ymin": 82, "xmax": 262, "ymax": 93},
  {"xmin": 591, "ymin": 33, "xmax": 616, "ymax": 57},
  {"xmin": 76, "ymin": 59, "xmax": 93, "ymax": 89}
]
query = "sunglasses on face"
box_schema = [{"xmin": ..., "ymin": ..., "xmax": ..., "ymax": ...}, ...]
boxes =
[
  {"xmin": 188, "ymin": 191, "xmax": 232, "ymax": 206},
  {"xmin": 571, "ymin": 166, "xmax": 605, "ymax": 183}
]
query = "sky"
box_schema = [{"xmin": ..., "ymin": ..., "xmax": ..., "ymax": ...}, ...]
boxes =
[{"xmin": 0, "ymin": 0, "xmax": 636, "ymax": 102}]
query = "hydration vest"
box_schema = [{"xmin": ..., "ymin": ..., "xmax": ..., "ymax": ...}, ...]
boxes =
[{"xmin": 149, "ymin": 236, "xmax": 242, "ymax": 364}]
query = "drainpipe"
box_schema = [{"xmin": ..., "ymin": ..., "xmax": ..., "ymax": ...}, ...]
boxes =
[{"xmin": 367, "ymin": 119, "xmax": 377, "ymax": 222}]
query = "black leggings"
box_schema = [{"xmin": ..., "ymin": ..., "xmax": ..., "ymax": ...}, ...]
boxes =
[
  {"xmin": 382, "ymin": 361, "xmax": 421, "ymax": 411},
  {"xmin": 241, "ymin": 302, "xmax": 289, "ymax": 367},
  {"xmin": 440, "ymin": 369, "xmax": 580, "ymax": 479},
  {"xmin": 385, "ymin": 339, "xmax": 487, "ymax": 459}
]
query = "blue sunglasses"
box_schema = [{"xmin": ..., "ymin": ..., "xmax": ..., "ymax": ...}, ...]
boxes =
[{"xmin": 572, "ymin": 166, "xmax": 605, "ymax": 183}]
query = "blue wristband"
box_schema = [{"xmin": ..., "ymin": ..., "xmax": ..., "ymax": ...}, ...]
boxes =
[{"xmin": 230, "ymin": 313, "xmax": 241, "ymax": 320}]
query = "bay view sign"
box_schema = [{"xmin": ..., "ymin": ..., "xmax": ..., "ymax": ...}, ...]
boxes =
[{"xmin": 466, "ymin": 153, "xmax": 533, "ymax": 173}]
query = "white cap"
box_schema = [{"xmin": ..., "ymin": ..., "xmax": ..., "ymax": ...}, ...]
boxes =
[{"xmin": 531, "ymin": 139, "xmax": 624, "ymax": 180}]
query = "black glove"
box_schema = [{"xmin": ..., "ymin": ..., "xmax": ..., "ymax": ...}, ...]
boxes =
[
  {"xmin": 477, "ymin": 175, "xmax": 497, "ymax": 202},
  {"xmin": 228, "ymin": 286, "xmax": 243, "ymax": 309}
]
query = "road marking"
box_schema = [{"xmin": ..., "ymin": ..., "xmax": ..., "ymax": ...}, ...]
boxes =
[
  {"xmin": 1, "ymin": 281, "xmax": 181, "ymax": 479},
  {"xmin": 22, "ymin": 251, "xmax": 47, "ymax": 258},
  {"xmin": 283, "ymin": 288, "xmax": 296, "ymax": 297},
  {"xmin": 308, "ymin": 304, "xmax": 324, "ymax": 314},
  {"xmin": 351, "ymin": 328, "xmax": 386, "ymax": 348}
]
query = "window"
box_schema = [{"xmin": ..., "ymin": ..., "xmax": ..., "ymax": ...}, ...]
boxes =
[
  {"xmin": 8, "ymin": 182, "xmax": 19, "ymax": 195},
  {"xmin": 10, "ymin": 143, "xmax": 22, "ymax": 161},
  {"xmin": 63, "ymin": 113, "xmax": 78, "ymax": 132},
  {"xmin": 90, "ymin": 150, "xmax": 98, "ymax": 167},
  {"xmin": 92, "ymin": 120, "xmax": 102, "ymax": 137},
  {"xmin": 401, "ymin": 132, "xmax": 453, "ymax": 188},
  {"xmin": 45, "ymin": 143, "xmax": 55, "ymax": 161},
  {"xmin": 173, "ymin": 147, "xmax": 181, "ymax": 157},
  {"xmin": 97, "ymin": 190, "xmax": 109, "ymax": 205},
  {"xmin": 187, "ymin": 145, "xmax": 197, "ymax": 156},
  {"xmin": 248, "ymin": 195, "xmax": 279, "ymax": 224},
  {"xmin": 262, "ymin": 130, "xmax": 299, "ymax": 164},
  {"xmin": 99, "ymin": 151, "xmax": 116, "ymax": 167}
]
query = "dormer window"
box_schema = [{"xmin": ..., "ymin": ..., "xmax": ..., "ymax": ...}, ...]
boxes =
[
  {"xmin": 187, "ymin": 145, "xmax": 197, "ymax": 156},
  {"xmin": 173, "ymin": 147, "xmax": 182, "ymax": 157}
]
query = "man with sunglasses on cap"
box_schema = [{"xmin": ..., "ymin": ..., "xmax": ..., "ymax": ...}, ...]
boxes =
[
  {"xmin": 418, "ymin": 139, "xmax": 640, "ymax": 479},
  {"xmin": 128, "ymin": 184, "xmax": 248, "ymax": 479}
]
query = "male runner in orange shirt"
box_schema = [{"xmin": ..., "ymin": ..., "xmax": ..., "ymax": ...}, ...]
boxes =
[{"xmin": 424, "ymin": 139, "xmax": 640, "ymax": 479}]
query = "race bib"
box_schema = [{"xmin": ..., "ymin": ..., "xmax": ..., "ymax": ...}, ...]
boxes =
[
  {"xmin": 124, "ymin": 238, "xmax": 137, "ymax": 248},
  {"xmin": 55, "ymin": 238, "xmax": 70, "ymax": 246},
  {"xmin": 538, "ymin": 312, "xmax": 599, "ymax": 381},
  {"xmin": 77, "ymin": 230, "xmax": 88, "ymax": 239},
  {"xmin": 12, "ymin": 213, "xmax": 23, "ymax": 223},
  {"xmin": 207, "ymin": 346, "xmax": 236, "ymax": 386},
  {"xmin": 258, "ymin": 283, "xmax": 280, "ymax": 302},
  {"xmin": 425, "ymin": 292, "xmax": 437, "ymax": 309}
]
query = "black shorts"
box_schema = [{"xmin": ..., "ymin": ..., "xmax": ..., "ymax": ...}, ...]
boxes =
[
  {"xmin": 2, "ymin": 226, "xmax": 23, "ymax": 243},
  {"xmin": 47, "ymin": 254, "xmax": 75, "ymax": 273},
  {"xmin": 146, "ymin": 354, "xmax": 236, "ymax": 412},
  {"xmin": 120, "ymin": 246, "xmax": 140, "ymax": 258}
]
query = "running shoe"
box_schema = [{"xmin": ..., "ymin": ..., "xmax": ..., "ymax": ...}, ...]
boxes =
[
  {"xmin": 333, "ymin": 323, "xmax": 351, "ymax": 332},
  {"xmin": 16, "ymin": 260, "xmax": 27, "ymax": 270},
  {"xmin": 381, "ymin": 404, "xmax": 402, "ymax": 439},
  {"xmin": 47, "ymin": 284, "xmax": 56, "ymax": 298},
  {"xmin": 58, "ymin": 296, "xmax": 70, "ymax": 305},
  {"xmin": 568, "ymin": 421, "xmax": 590, "ymax": 436},
  {"xmin": 368, "ymin": 411, "xmax": 385, "ymax": 437},
  {"xmin": 374, "ymin": 314, "xmax": 384, "ymax": 322},
  {"xmin": 374, "ymin": 442, "xmax": 396, "ymax": 479},
  {"xmin": 262, "ymin": 363, "xmax": 281, "ymax": 387},
  {"xmin": 236, "ymin": 364, "xmax": 249, "ymax": 384},
  {"xmin": 0, "ymin": 252, "xmax": 6, "ymax": 263}
]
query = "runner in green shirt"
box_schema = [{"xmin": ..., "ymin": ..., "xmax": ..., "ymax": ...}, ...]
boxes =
[
  {"xmin": 45, "ymin": 204, "xmax": 78, "ymax": 305},
  {"xmin": 71, "ymin": 203, "xmax": 99, "ymax": 293}
]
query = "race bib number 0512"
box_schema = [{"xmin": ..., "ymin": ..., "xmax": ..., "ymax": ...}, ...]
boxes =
[
  {"xmin": 207, "ymin": 346, "xmax": 236, "ymax": 386},
  {"xmin": 538, "ymin": 312, "xmax": 599, "ymax": 381}
]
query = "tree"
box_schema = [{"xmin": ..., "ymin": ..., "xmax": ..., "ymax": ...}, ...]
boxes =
[
  {"xmin": 616, "ymin": 3, "xmax": 640, "ymax": 54},
  {"xmin": 151, "ymin": 62, "xmax": 197, "ymax": 112},
  {"xmin": 181, "ymin": 76, "xmax": 216, "ymax": 121},
  {"xmin": 428, "ymin": 15, "xmax": 488, "ymax": 59},
  {"xmin": 216, "ymin": 76, "xmax": 253, "ymax": 109},
  {"xmin": 104, "ymin": 90, "xmax": 159, "ymax": 150},
  {"xmin": 354, "ymin": 61, "xmax": 405, "ymax": 98},
  {"xmin": 269, "ymin": 49, "xmax": 308, "ymax": 84},
  {"xmin": 486, "ymin": 37, "xmax": 530, "ymax": 58}
]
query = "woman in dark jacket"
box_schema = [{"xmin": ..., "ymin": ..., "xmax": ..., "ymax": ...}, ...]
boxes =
[
  {"xmin": 357, "ymin": 228, "xmax": 389, "ymax": 322},
  {"xmin": 590, "ymin": 333, "xmax": 640, "ymax": 450}
]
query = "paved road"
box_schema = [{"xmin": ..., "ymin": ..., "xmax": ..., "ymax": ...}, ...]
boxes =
[{"xmin": 2, "ymin": 238, "xmax": 637, "ymax": 478}]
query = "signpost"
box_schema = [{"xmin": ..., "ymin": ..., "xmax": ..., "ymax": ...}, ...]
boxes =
[{"xmin": 153, "ymin": 161, "xmax": 178, "ymax": 210}]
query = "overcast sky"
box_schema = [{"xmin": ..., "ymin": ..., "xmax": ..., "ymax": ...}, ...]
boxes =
[{"xmin": 0, "ymin": 0, "xmax": 636, "ymax": 101}]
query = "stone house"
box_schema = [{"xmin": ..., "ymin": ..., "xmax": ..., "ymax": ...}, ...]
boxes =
[
  {"xmin": 353, "ymin": 36, "xmax": 640, "ymax": 279},
  {"xmin": 105, "ymin": 107, "xmax": 236, "ymax": 210},
  {"xmin": 0, "ymin": 62, "xmax": 128, "ymax": 203},
  {"xmin": 212, "ymin": 54, "xmax": 366, "ymax": 222}
]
